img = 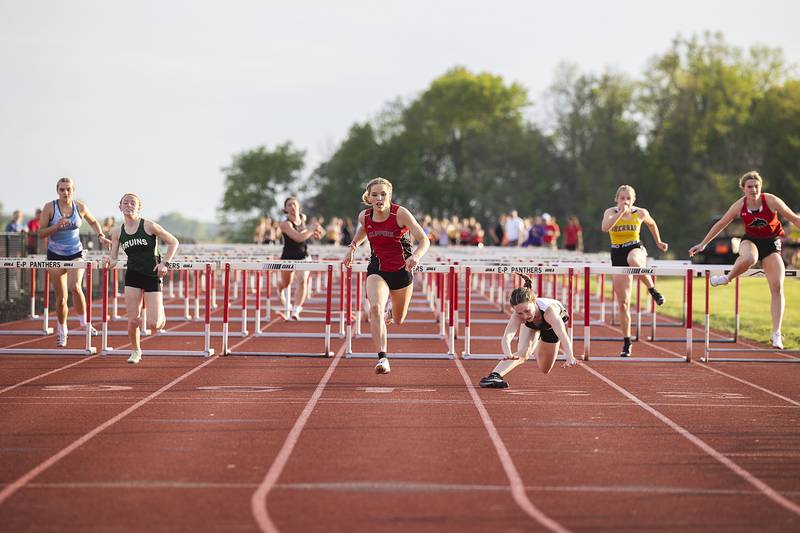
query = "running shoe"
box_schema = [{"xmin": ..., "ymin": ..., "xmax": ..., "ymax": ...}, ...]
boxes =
[
  {"xmin": 374, "ymin": 357, "xmax": 391, "ymax": 374},
  {"xmin": 80, "ymin": 322, "xmax": 98, "ymax": 336},
  {"xmin": 56, "ymin": 330, "xmax": 67, "ymax": 348},
  {"xmin": 648, "ymin": 287, "xmax": 665, "ymax": 306},
  {"xmin": 710, "ymin": 275, "xmax": 729, "ymax": 287},
  {"xmin": 127, "ymin": 350, "xmax": 142, "ymax": 364},
  {"xmin": 771, "ymin": 333, "xmax": 784, "ymax": 350},
  {"xmin": 620, "ymin": 342, "xmax": 632, "ymax": 357},
  {"xmin": 479, "ymin": 372, "xmax": 508, "ymax": 389},
  {"xmin": 291, "ymin": 306, "xmax": 302, "ymax": 320}
]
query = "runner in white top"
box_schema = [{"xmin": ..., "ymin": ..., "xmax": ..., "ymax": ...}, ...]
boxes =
[{"xmin": 479, "ymin": 274, "xmax": 579, "ymax": 389}]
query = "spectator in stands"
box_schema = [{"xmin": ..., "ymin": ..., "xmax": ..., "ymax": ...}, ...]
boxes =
[
  {"xmin": 470, "ymin": 222, "xmax": 485, "ymax": 247},
  {"xmin": 564, "ymin": 215, "xmax": 583, "ymax": 251},
  {"xmin": 5, "ymin": 210, "xmax": 25, "ymax": 232},
  {"xmin": 504, "ymin": 210, "xmax": 526, "ymax": 246},
  {"xmin": 489, "ymin": 213, "xmax": 507, "ymax": 246},
  {"xmin": 101, "ymin": 216, "xmax": 115, "ymax": 237},
  {"xmin": 26, "ymin": 208, "xmax": 42, "ymax": 254},
  {"xmin": 522, "ymin": 215, "xmax": 543, "ymax": 247},
  {"xmin": 541, "ymin": 213, "xmax": 560, "ymax": 249}
]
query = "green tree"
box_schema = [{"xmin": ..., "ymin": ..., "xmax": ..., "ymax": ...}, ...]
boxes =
[
  {"xmin": 639, "ymin": 32, "xmax": 790, "ymax": 251},
  {"xmin": 219, "ymin": 142, "xmax": 306, "ymax": 242},
  {"xmin": 307, "ymin": 123, "xmax": 381, "ymax": 219},
  {"xmin": 749, "ymin": 80, "xmax": 800, "ymax": 206},
  {"xmin": 545, "ymin": 64, "xmax": 645, "ymax": 251}
]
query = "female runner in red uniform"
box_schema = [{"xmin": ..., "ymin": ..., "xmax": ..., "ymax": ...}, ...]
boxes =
[
  {"xmin": 343, "ymin": 178, "xmax": 430, "ymax": 374},
  {"xmin": 690, "ymin": 171, "xmax": 800, "ymax": 349}
]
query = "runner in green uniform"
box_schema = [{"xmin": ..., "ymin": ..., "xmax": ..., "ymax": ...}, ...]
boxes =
[{"xmin": 105, "ymin": 193, "xmax": 179, "ymax": 364}]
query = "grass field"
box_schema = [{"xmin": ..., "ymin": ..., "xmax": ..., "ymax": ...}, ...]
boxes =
[{"xmin": 597, "ymin": 276, "xmax": 799, "ymax": 350}]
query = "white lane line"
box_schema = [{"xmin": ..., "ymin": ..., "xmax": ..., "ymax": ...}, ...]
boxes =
[
  {"xmin": 0, "ymin": 356, "xmax": 218, "ymax": 505},
  {"xmin": 581, "ymin": 363, "xmax": 800, "ymax": 516},
  {"xmin": 250, "ymin": 342, "xmax": 346, "ymax": 533},
  {"xmin": 453, "ymin": 357, "xmax": 570, "ymax": 533},
  {"xmin": 5, "ymin": 480, "xmax": 800, "ymax": 496},
  {"xmin": 601, "ymin": 323, "xmax": 800, "ymax": 407}
]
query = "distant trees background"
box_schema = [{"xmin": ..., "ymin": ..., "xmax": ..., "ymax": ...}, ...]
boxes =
[{"xmin": 219, "ymin": 32, "xmax": 799, "ymax": 256}]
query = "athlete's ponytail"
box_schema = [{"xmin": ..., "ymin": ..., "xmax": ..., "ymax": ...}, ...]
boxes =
[{"xmin": 509, "ymin": 273, "xmax": 536, "ymax": 307}]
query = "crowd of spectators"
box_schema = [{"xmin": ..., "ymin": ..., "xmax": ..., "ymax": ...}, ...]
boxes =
[{"xmin": 5, "ymin": 206, "xmax": 583, "ymax": 252}]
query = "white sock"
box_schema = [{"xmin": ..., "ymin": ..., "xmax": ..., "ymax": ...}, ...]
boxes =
[
  {"xmin": 492, "ymin": 357, "xmax": 527, "ymax": 376},
  {"xmin": 78, "ymin": 315, "xmax": 87, "ymax": 327}
]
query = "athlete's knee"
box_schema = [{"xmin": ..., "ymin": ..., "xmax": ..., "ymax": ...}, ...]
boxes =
[
  {"xmin": 618, "ymin": 300, "xmax": 630, "ymax": 313},
  {"xmin": 127, "ymin": 317, "xmax": 141, "ymax": 329},
  {"xmin": 740, "ymin": 256, "xmax": 757, "ymax": 269},
  {"xmin": 368, "ymin": 305, "xmax": 383, "ymax": 322}
]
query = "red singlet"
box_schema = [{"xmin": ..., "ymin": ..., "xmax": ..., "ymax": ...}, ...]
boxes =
[
  {"xmin": 365, "ymin": 204, "xmax": 412, "ymax": 271},
  {"xmin": 740, "ymin": 194, "xmax": 784, "ymax": 238}
]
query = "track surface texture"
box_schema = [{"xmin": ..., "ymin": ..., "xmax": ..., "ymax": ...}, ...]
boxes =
[{"xmin": 1, "ymin": 285, "xmax": 799, "ymax": 532}]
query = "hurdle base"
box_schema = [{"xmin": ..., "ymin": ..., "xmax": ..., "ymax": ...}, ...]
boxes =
[
  {"xmin": 346, "ymin": 351, "xmax": 453, "ymax": 360},
  {"xmin": 354, "ymin": 333, "xmax": 445, "ymax": 340},
  {"xmin": 0, "ymin": 347, "xmax": 96, "ymax": 355},
  {"xmin": 102, "ymin": 348, "xmax": 215, "ymax": 357},
  {"xmin": 586, "ymin": 356, "xmax": 689, "ymax": 362},
  {"xmin": 702, "ymin": 357, "xmax": 800, "ymax": 363},
  {"xmin": 229, "ymin": 351, "xmax": 334, "ymax": 358},
  {"xmin": 0, "ymin": 328, "xmax": 54, "ymax": 336}
]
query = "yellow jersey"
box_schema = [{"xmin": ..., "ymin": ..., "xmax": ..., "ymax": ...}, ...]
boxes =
[{"xmin": 609, "ymin": 209, "xmax": 642, "ymax": 246}]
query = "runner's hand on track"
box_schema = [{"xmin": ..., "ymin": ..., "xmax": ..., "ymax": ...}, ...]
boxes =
[{"xmin": 562, "ymin": 354, "xmax": 579, "ymax": 368}]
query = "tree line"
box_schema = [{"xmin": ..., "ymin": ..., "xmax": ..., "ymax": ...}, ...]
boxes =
[{"xmin": 218, "ymin": 32, "xmax": 800, "ymax": 257}]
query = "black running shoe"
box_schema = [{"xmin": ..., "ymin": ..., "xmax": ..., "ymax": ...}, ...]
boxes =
[
  {"xmin": 479, "ymin": 372, "xmax": 508, "ymax": 389},
  {"xmin": 620, "ymin": 343, "xmax": 632, "ymax": 357},
  {"xmin": 648, "ymin": 287, "xmax": 665, "ymax": 306}
]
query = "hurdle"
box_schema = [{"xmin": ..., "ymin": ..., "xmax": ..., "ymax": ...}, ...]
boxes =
[
  {"xmin": 461, "ymin": 264, "xmax": 576, "ymax": 359},
  {"xmin": 223, "ymin": 260, "xmax": 337, "ymax": 357},
  {"xmin": 0, "ymin": 258, "xmax": 96, "ymax": 355},
  {"xmin": 0, "ymin": 264, "xmax": 53, "ymax": 336},
  {"xmin": 583, "ymin": 265, "xmax": 693, "ymax": 362},
  {"xmin": 345, "ymin": 264, "xmax": 456, "ymax": 359},
  {"xmin": 349, "ymin": 262, "xmax": 448, "ymax": 340},
  {"xmin": 702, "ymin": 268, "xmax": 800, "ymax": 363},
  {"xmin": 100, "ymin": 262, "xmax": 215, "ymax": 357}
]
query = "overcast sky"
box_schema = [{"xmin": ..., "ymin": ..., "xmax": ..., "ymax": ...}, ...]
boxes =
[{"xmin": 2, "ymin": 0, "xmax": 798, "ymax": 223}]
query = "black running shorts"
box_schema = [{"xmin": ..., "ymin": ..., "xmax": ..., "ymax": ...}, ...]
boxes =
[
  {"xmin": 367, "ymin": 266, "xmax": 413, "ymax": 291},
  {"xmin": 740, "ymin": 235, "xmax": 781, "ymax": 260},
  {"xmin": 125, "ymin": 269, "xmax": 162, "ymax": 292}
]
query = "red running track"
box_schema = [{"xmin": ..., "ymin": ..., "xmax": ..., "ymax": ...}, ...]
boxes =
[{"xmin": 0, "ymin": 288, "xmax": 799, "ymax": 531}]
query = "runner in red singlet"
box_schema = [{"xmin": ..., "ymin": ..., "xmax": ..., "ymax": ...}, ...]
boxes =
[
  {"xmin": 343, "ymin": 177, "xmax": 430, "ymax": 374},
  {"xmin": 690, "ymin": 171, "xmax": 800, "ymax": 349}
]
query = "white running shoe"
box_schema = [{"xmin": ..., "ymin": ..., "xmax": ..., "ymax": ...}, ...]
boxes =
[
  {"xmin": 127, "ymin": 350, "xmax": 142, "ymax": 364},
  {"xmin": 710, "ymin": 275, "xmax": 729, "ymax": 287},
  {"xmin": 80, "ymin": 323, "xmax": 98, "ymax": 336},
  {"xmin": 56, "ymin": 330, "xmax": 67, "ymax": 348},
  {"xmin": 291, "ymin": 306, "xmax": 302, "ymax": 320},
  {"xmin": 771, "ymin": 332, "xmax": 784, "ymax": 350},
  {"xmin": 375, "ymin": 357, "xmax": 391, "ymax": 374}
]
